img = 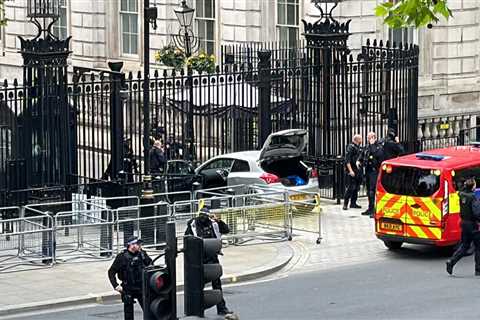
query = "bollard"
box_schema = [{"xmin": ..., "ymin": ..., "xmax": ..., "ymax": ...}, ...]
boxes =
[{"xmin": 140, "ymin": 176, "xmax": 155, "ymax": 246}]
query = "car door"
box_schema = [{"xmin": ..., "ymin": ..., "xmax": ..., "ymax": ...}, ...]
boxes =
[
  {"xmin": 197, "ymin": 158, "xmax": 235, "ymax": 189},
  {"xmin": 227, "ymin": 159, "xmax": 253, "ymax": 186}
]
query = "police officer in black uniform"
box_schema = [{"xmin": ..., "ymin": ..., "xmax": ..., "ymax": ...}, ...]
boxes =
[
  {"xmin": 383, "ymin": 128, "xmax": 404, "ymax": 160},
  {"xmin": 359, "ymin": 132, "xmax": 385, "ymax": 217},
  {"xmin": 185, "ymin": 207, "xmax": 234, "ymax": 317},
  {"xmin": 108, "ymin": 236, "xmax": 153, "ymax": 320},
  {"xmin": 446, "ymin": 178, "xmax": 480, "ymax": 275},
  {"xmin": 343, "ymin": 134, "xmax": 363, "ymax": 210}
]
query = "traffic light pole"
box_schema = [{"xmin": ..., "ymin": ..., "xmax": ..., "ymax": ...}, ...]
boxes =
[
  {"xmin": 165, "ymin": 221, "xmax": 177, "ymax": 318},
  {"xmin": 143, "ymin": 221, "xmax": 177, "ymax": 320}
]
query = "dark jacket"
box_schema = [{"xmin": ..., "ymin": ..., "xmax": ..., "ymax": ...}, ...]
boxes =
[
  {"xmin": 345, "ymin": 143, "xmax": 361, "ymax": 176},
  {"xmin": 185, "ymin": 215, "xmax": 230, "ymax": 239},
  {"xmin": 360, "ymin": 142, "xmax": 385, "ymax": 172},
  {"xmin": 108, "ymin": 249, "xmax": 152, "ymax": 292},
  {"xmin": 150, "ymin": 148, "xmax": 166, "ymax": 174},
  {"xmin": 460, "ymin": 190, "xmax": 478, "ymax": 223},
  {"xmin": 383, "ymin": 138, "xmax": 404, "ymax": 160}
]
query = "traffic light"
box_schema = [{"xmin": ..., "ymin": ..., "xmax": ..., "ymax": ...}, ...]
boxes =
[
  {"xmin": 184, "ymin": 236, "xmax": 223, "ymax": 317},
  {"xmin": 142, "ymin": 265, "xmax": 175, "ymax": 320}
]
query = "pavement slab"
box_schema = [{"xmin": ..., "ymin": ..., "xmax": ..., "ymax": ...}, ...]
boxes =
[{"xmin": 0, "ymin": 241, "xmax": 293, "ymax": 317}]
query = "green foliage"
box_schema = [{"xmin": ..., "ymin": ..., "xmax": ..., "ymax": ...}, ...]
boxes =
[
  {"xmin": 0, "ymin": 0, "xmax": 7, "ymax": 26},
  {"xmin": 155, "ymin": 46, "xmax": 216, "ymax": 74},
  {"xmin": 187, "ymin": 52, "xmax": 216, "ymax": 74},
  {"xmin": 155, "ymin": 45, "xmax": 187, "ymax": 70},
  {"xmin": 375, "ymin": 0, "xmax": 452, "ymax": 29}
]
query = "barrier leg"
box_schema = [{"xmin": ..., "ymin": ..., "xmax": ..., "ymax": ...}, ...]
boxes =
[{"xmin": 100, "ymin": 209, "xmax": 113, "ymax": 257}]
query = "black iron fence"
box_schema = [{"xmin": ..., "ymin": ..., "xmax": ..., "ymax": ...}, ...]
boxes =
[{"xmin": 0, "ymin": 38, "xmax": 419, "ymax": 204}]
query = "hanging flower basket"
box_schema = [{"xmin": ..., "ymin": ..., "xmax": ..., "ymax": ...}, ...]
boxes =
[
  {"xmin": 187, "ymin": 52, "xmax": 216, "ymax": 74},
  {"xmin": 154, "ymin": 45, "xmax": 187, "ymax": 70}
]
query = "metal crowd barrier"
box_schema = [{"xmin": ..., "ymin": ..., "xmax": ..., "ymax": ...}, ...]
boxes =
[
  {"xmin": 54, "ymin": 208, "xmax": 115, "ymax": 263},
  {"xmin": 114, "ymin": 202, "xmax": 170, "ymax": 253},
  {"xmin": 0, "ymin": 206, "xmax": 54, "ymax": 273},
  {"xmin": 248, "ymin": 185, "xmax": 322, "ymax": 244},
  {"xmin": 0, "ymin": 185, "xmax": 318, "ymax": 272}
]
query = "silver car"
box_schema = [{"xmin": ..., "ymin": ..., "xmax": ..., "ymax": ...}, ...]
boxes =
[{"xmin": 195, "ymin": 129, "xmax": 319, "ymax": 197}]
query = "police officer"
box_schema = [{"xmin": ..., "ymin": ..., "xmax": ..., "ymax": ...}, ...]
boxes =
[
  {"xmin": 343, "ymin": 134, "xmax": 363, "ymax": 210},
  {"xmin": 359, "ymin": 132, "xmax": 385, "ymax": 217},
  {"xmin": 185, "ymin": 207, "xmax": 234, "ymax": 317},
  {"xmin": 446, "ymin": 178, "xmax": 480, "ymax": 276},
  {"xmin": 108, "ymin": 236, "xmax": 153, "ymax": 320},
  {"xmin": 383, "ymin": 128, "xmax": 404, "ymax": 160}
]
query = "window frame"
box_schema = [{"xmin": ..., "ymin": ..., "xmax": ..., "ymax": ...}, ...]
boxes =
[
  {"xmin": 195, "ymin": 0, "xmax": 216, "ymax": 55},
  {"xmin": 201, "ymin": 158, "xmax": 235, "ymax": 172},
  {"xmin": 276, "ymin": 0, "xmax": 300, "ymax": 48},
  {"xmin": 119, "ymin": 0, "xmax": 140, "ymax": 57},
  {"xmin": 52, "ymin": 0, "xmax": 68, "ymax": 40},
  {"xmin": 231, "ymin": 160, "xmax": 250, "ymax": 173}
]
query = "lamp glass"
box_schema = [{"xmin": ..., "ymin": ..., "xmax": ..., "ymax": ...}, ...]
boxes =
[{"xmin": 174, "ymin": 1, "xmax": 195, "ymax": 28}]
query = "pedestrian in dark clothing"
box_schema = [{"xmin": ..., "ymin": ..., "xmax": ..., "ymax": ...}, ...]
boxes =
[
  {"xmin": 185, "ymin": 207, "xmax": 234, "ymax": 316},
  {"xmin": 108, "ymin": 236, "xmax": 153, "ymax": 320},
  {"xmin": 150, "ymin": 140, "xmax": 166, "ymax": 175},
  {"xmin": 383, "ymin": 128, "xmax": 404, "ymax": 160},
  {"xmin": 102, "ymin": 138, "xmax": 139, "ymax": 182},
  {"xmin": 446, "ymin": 178, "xmax": 480, "ymax": 276},
  {"xmin": 343, "ymin": 134, "xmax": 363, "ymax": 210},
  {"xmin": 358, "ymin": 132, "xmax": 385, "ymax": 217}
]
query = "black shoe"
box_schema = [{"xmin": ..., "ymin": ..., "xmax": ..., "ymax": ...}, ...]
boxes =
[
  {"xmin": 342, "ymin": 205, "xmax": 348, "ymax": 210},
  {"xmin": 446, "ymin": 260, "xmax": 453, "ymax": 275},
  {"xmin": 350, "ymin": 204, "xmax": 362, "ymax": 209},
  {"xmin": 361, "ymin": 210, "xmax": 371, "ymax": 216},
  {"xmin": 218, "ymin": 308, "xmax": 234, "ymax": 315}
]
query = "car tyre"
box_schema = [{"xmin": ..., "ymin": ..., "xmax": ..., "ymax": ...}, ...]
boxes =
[{"xmin": 384, "ymin": 240, "xmax": 403, "ymax": 250}]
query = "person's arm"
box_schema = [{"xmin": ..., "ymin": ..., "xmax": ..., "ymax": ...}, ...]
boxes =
[
  {"xmin": 185, "ymin": 219, "xmax": 194, "ymax": 236},
  {"xmin": 108, "ymin": 254, "xmax": 123, "ymax": 291},
  {"xmin": 216, "ymin": 219, "xmax": 230, "ymax": 235},
  {"xmin": 141, "ymin": 250, "xmax": 153, "ymax": 266}
]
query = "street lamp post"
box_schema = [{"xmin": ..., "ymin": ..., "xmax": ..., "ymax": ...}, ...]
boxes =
[
  {"xmin": 143, "ymin": 0, "xmax": 158, "ymax": 174},
  {"xmin": 173, "ymin": 0, "xmax": 199, "ymax": 161}
]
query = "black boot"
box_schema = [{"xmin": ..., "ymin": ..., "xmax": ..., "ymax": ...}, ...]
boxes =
[
  {"xmin": 446, "ymin": 260, "xmax": 454, "ymax": 275},
  {"xmin": 343, "ymin": 200, "xmax": 348, "ymax": 210}
]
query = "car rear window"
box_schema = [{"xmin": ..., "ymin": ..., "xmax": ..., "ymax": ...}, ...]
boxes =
[{"xmin": 380, "ymin": 166, "xmax": 440, "ymax": 197}]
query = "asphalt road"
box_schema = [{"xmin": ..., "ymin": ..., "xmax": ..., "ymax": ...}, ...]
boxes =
[{"xmin": 7, "ymin": 244, "xmax": 480, "ymax": 320}]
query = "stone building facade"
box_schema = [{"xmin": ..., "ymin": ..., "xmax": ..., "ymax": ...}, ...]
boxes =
[{"xmin": 0, "ymin": 0, "xmax": 479, "ymax": 132}]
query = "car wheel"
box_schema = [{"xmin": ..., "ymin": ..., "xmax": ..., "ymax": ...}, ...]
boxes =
[{"xmin": 383, "ymin": 240, "xmax": 403, "ymax": 250}]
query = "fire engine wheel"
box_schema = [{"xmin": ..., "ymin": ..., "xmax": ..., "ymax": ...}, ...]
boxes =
[{"xmin": 383, "ymin": 240, "xmax": 403, "ymax": 250}]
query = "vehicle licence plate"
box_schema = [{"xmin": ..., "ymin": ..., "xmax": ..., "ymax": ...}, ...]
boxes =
[
  {"xmin": 289, "ymin": 194, "xmax": 308, "ymax": 201},
  {"xmin": 380, "ymin": 222, "xmax": 403, "ymax": 232}
]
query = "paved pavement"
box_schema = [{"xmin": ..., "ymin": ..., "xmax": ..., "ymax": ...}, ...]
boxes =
[
  {"xmin": 0, "ymin": 197, "xmax": 390, "ymax": 318},
  {"xmin": 0, "ymin": 241, "xmax": 293, "ymax": 317}
]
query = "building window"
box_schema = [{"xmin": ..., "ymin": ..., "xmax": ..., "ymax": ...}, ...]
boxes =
[
  {"xmin": 53, "ymin": 0, "xmax": 68, "ymax": 39},
  {"xmin": 277, "ymin": 0, "xmax": 299, "ymax": 47},
  {"xmin": 389, "ymin": 28, "xmax": 416, "ymax": 45},
  {"xmin": 120, "ymin": 0, "xmax": 139, "ymax": 55},
  {"xmin": 195, "ymin": 0, "xmax": 216, "ymax": 55}
]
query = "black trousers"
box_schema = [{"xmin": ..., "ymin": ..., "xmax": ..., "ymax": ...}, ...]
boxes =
[
  {"xmin": 123, "ymin": 291, "xmax": 143, "ymax": 320},
  {"xmin": 212, "ymin": 277, "xmax": 227, "ymax": 313},
  {"xmin": 365, "ymin": 170, "xmax": 378, "ymax": 214},
  {"xmin": 209, "ymin": 256, "xmax": 227, "ymax": 313},
  {"xmin": 344, "ymin": 174, "xmax": 361, "ymax": 206},
  {"xmin": 450, "ymin": 221, "xmax": 480, "ymax": 272}
]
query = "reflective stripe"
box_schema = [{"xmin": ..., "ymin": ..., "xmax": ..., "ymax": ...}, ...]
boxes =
[{"xmin": 449, "ymin": 192, "xmax": 460, "ymax": 214}]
